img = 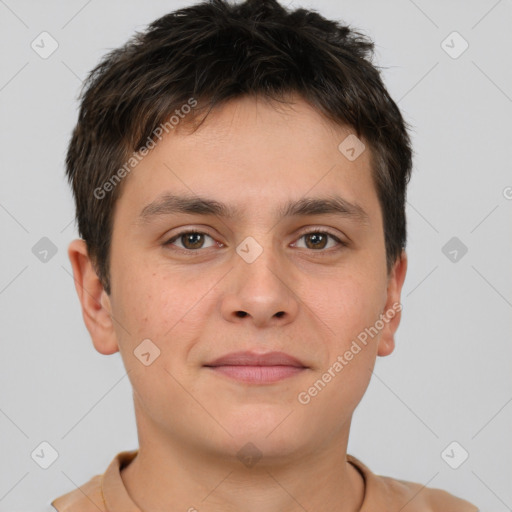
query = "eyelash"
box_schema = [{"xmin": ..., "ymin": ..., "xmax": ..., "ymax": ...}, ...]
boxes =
[{"xmin": 164, "ymin": 228, "xmax": 348, "ymax": 254}]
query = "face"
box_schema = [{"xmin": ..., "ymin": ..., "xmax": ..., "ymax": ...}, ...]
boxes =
[{"xmin": 69, "ymin": 94, "xmax": 407, "ymax": 463}]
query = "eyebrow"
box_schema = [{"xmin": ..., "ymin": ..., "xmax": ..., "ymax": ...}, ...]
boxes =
[{"xmin": 137, "ymin": 193, "xmax": 370, "ymax": 226}]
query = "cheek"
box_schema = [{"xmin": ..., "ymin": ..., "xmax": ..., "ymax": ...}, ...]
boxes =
[
  {"xmin": 110, "ymin": 269, "xmax": 167, "ymax": 350},
  {"xmin": 112, "ymin": 267, "xmax": 210, "ymax": 355},
  {"xmin": 302, "ymin": 277, "xmax": 383, "ymax": 414},
  {"xmin": 110, "ymin": 272, "xmax": 198, "ymax": 394},
  {"xmin": 309, "ymin": 271, "xmax": 385, "ymax": 343}
]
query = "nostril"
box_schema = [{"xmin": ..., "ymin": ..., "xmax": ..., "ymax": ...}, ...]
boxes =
[{"xmin": 236, "ymin": 311, "xmax": 248, "ymax": 318}]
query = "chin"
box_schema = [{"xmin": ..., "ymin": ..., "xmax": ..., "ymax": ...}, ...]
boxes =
[{"xmin": 216, "ymin": 411, "xmax": 310, "ymax": 458}]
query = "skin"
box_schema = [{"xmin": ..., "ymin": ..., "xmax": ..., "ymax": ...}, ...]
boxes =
[{"xmin": 68, "ymin": 94, "xmax": 407, "ymax": 512}]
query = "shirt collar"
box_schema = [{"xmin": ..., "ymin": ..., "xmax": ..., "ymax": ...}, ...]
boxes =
[{"xmin": 102, "ymin": 449, "xmax": 141, "ymax": 512}]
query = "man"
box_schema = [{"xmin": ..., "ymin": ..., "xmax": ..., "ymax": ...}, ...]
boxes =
[{"xmin": 52, "ymin": 0, "xmax": 479, "ymax": 509}]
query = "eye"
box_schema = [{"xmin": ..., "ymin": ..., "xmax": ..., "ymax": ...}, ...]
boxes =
[
  {"xmin": 165, "ymin": 230, "xmax": 218, "ymax": 251},
  {"xmin": 164, "ymin": 228, "xmax": 347, "ymax": 253},
  {"xmin": 292, "ymin": 229, "xmax": 346, "ymax": 251}
]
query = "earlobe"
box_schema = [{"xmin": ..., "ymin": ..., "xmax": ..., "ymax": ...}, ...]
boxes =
[
  {"xmin": 377, "ymin": 250, "xmax": 408, "ymax": 358},
  {"xmin": 67, "ymin": 239, "xmax": 119, "ymax": 355},
  {"xmin": 377, "ymin": 334, "xmax": 395, "ymax": 357}
]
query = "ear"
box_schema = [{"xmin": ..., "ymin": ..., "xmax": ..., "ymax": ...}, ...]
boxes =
[
  {"xmin": 377, "ymin": 249, "xmax": 408, "ymax": 357},
  {"xmin": 67, "ymin": 239, "xmax": 119, "ymax": 355}
]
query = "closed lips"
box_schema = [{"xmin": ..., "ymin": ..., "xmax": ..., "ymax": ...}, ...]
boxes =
[{"xmin": 204, "ymin": 351, "xmax": 307, "ymax": 368}]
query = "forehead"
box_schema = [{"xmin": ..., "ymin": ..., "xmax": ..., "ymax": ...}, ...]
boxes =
[{"xmin": 115, "ymin": 94, "xmax": 381, "ymax": 228}]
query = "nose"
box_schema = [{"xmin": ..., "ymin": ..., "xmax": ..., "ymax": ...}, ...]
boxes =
[{"xmin": 220, "ymin": 247, "xmax": 300, "ymax": 328}]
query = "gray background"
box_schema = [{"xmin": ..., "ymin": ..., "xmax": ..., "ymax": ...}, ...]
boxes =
[{"xmin": 1, "ymin": 0, "xmax": 511, "ymax": 510}]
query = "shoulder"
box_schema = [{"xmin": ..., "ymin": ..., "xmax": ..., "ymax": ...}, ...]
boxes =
[
  {"xmin": 50, "ymin": 474, "xmax": 104, "ymax": 512},
  {"xmin": 381, "ymin": 474, "xmax": 479, "ymax": 511},
  {"xmin": 347, "ymin": 455, "xmax": 479, "ymax": 512}
]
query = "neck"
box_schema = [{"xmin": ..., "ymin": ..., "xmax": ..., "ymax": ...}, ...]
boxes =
[{"xmin": 121, "ymin": 400, "xmax": 364, "ymax": 512}]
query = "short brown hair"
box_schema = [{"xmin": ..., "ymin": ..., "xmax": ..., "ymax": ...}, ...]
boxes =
[{"xmin": 66, "ymin": 0, "xmax": 413, "ymax": 295}]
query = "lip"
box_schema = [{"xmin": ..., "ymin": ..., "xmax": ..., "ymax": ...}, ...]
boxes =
[
  {"xmin": 204, "ymin": 351, "xmax": 308, "ymax": 384},
  {"xmin": 205, "ymin": 351, "xmax": 307, "ymax": 368}
]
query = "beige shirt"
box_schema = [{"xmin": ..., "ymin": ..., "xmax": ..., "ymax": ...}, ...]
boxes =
[{"xmin": 51, "ymin": 450, "xmax": 479, "ymax": 511}]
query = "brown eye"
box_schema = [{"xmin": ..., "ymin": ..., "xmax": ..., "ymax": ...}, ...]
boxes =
[
  {"xmin": 181, "ymin": 233, "xmax": 205, "ymax": 249},
  {"xmin": 304, "ymin": 232, "xmax": 329, "ymax": 249},
  {"xmin": 165, "ymin": 231, "xmax": 216, "ymax": 250},
  {"xmin": 294, "ymin": 230, "xmax": 344, "ymax": 251}
]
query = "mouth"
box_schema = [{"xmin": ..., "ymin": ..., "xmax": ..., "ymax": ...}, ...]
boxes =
[{"xmin": 203, "ymin": 351, "xmax": 308, "ymax": 384}]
